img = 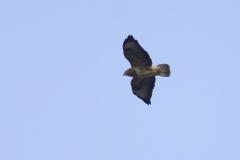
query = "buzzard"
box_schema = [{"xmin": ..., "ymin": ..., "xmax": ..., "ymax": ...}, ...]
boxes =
[{"xmin": 123, "ymin": 35, "xmax": 171, "ymax": 105}]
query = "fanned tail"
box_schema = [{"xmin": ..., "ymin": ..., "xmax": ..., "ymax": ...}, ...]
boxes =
[{"xmin": 157, "ymin": 64, "xmax": 171, "ymax": 77}]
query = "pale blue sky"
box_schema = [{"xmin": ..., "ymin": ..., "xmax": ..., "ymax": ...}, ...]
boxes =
[{"xmin": 1, "ymin": 0, "xmax": 240, "ymax": 160}]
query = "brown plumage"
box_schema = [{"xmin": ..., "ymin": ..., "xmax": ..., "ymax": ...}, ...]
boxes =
[{"xmin": 123, "ymin": 35, "xmax": 171, "ymax": 105}]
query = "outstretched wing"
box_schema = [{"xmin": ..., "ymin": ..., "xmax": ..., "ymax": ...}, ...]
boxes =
[
  {"xmin": 123, "ymin": 35, "xmax": 152, "ymax": 67},
  {"xmin": 131, "ymin": 76, "xmax": 156, "ymax": 105}
]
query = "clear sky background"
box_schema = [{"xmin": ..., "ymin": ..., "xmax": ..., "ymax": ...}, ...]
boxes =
[{"xmin": 1, "ymin": 0, "xmax": 240, "ymax": 160}]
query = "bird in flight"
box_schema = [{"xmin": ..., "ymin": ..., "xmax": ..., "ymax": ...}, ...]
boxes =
[{"xmin": 123, "ymin": 35, "xmax": 171, "ymax": 105}]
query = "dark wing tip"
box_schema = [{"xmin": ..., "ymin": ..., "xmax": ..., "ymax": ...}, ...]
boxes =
[
  {"xmin": 123, "ymin": 35, "xmax": 136, "ymax": 47},
  {"xmin": 132, "ymin": 93, "xmax": 152, "ymax": 105},
  {"xmin": 133, "ymin": 94, "xmax": 151, "ymax": 105},
  {"xmin": 142, "ymin": 99, "xmax": 151, "ymax": 105}
]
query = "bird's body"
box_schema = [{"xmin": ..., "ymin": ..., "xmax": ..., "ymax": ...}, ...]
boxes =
[
  {"xmin": 122, "ymin": 35, "xmax": 171, "ymax": 105},
  {"xmin": 133, "ymin": 66, "xmax": 157, "ymax": 78},
  {"xmin": 125, "ymin": 65, "xmax": 169, "ymax": 78}
]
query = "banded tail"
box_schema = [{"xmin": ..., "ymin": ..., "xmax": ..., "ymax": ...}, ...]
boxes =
[{"xmin": 157, "ymin": 64, "xmax": 171, "ymax": 77}]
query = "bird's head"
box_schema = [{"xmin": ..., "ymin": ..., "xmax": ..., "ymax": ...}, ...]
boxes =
[{"xmin": 123, "ymin": 68, "xmax": 137, "ymax": 77}]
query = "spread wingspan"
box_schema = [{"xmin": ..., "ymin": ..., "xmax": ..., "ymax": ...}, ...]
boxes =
[{"xmin": 122, "ymin": 35, "xmax": 170, "ymax": 105}]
